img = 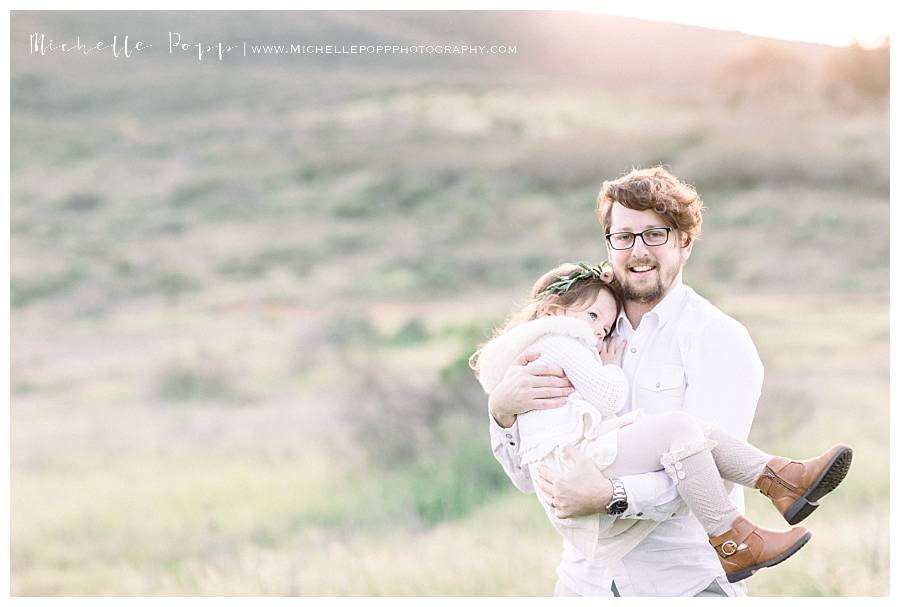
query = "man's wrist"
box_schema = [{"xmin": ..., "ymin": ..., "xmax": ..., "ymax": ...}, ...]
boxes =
[
  {"xmin": 492, "ymin": 412, "xmax": 516, "ymax": 429},
  {"xmin": 597, "ymin": 478, "xmax": 614, "ymax": 511},
  {"xmin": 488, "ymin": 393, "xmax": 516, "ymax": 428},
  {"xmin": 605, "ymin": 478, "xmax": 628, "ymax": 515}
]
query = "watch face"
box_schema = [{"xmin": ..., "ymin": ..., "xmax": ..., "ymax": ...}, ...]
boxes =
[{"xmin": 608, "ymin": 499, "xmax": 627, "ymax": 515}]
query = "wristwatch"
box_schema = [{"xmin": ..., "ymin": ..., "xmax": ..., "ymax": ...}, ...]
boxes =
[{"xmin": 606, "ymin": 478, "xmax": 628, "ymax": 516}]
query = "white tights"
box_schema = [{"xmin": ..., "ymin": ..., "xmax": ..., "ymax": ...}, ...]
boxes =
[
  {"xmin": 603, "ymin": 411, "xmax": 772, "ymax": 536},
  {"xmin": 532, "ymin": 410, "xmax": 774, "ymax": 558}
]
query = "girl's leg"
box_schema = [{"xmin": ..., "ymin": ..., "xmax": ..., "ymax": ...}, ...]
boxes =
[
  {"xmin": 603, "ymin": 411, "xmax": 739, "ymax": 536},
  {"xmin": 604, "ymin": 415, "xmax": 774, "ymax": 488},
  {"xmin": 704, "ymin": 424, "xmax": 774, "ymax": 487},
  {"xmin": 601, "ymin": 414, "xmax": 818, "ymax": 582},
  {"xmin": 705, "ymin": 421, "xmax": 853, "ymax": 525}
]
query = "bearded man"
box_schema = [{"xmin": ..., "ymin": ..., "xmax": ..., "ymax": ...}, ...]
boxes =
[{"xmin": 488, "ymin": 167, "xmax": 764, "ymax": 597}]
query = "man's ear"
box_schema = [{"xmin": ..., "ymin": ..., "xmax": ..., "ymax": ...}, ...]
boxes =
[{"xmin": 682, "ymin": 236, "xmax": 694, "ymax": 260}]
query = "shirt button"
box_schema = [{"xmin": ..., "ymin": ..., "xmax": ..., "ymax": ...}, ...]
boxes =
[
  {"xmin": 630, "ymin": 347, "xmax": 637, "ymax": 354},
  {"xmin": 509, "ymin": 441, "xmax": 516, "ymax": 446},
  {"xmin": 655, "ymin": 382, "xmax": 661, "ymax": 388},
  {"xmin": 506, "ymin": 433, "xmax": 513, "ymax": 439},
  {"xmin": 674, "ymin": 462, "xmax": 683, "ymax": 470},
  {"xmin": 677, "ymin": 471, "xmax": 686, "ymax": 480}
]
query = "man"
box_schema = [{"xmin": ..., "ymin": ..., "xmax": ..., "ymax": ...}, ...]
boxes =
[{"xmin": 488, "ymin": 166, "xmax": 764, "ymax": 596}]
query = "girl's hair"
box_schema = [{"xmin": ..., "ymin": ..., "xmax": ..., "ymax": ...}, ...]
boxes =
[{"xmin": 469, "ymin": 262, "xmax": 622, "ymax": 372}]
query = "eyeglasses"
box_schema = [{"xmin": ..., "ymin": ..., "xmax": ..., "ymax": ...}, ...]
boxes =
[{"xmin": 605, "ymin": 227, "xmax": 673, "ymax": 250}]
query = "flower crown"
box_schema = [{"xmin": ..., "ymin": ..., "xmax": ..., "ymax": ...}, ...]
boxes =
[{"xmin": 536, "ymin": 261, "xmax": 614, "ymax": 300}]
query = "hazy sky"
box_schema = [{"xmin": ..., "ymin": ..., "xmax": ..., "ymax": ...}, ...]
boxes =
[
  {"xmin": 579, "ymin": 0, "xmax": 891, "ymax": 47},
  {"xmin": 7, "ymin": 2, "xmax": 894, "ymax": 48}
]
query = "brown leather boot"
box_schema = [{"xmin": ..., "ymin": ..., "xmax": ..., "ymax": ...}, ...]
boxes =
[
  {"xmin": 709, "ymin": 516, "xmax": 811, "ymax": 583},
  {"xmin": 755, "ymin": 444, "xmax": 853, "ymax": 525}
]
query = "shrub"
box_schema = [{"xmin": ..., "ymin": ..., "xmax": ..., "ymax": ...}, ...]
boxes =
[
  {"xmin": 823, "ymin": 41, "xmax": 890, "ymax": 106},
  {"xmin": 61, "ymin": 191, "xmax": 103, "ymax": 212},
  {"xmin": 11, "ymin": 266, "xmax": 88, "ymax": 308},
  {"xmin": 387, "ymin": 318, "xmax": 430, "ymax": 346},
  {"xmin": 339, "ymin": 338, "xmax": 508, "ymax": 526},
  {"xmin": 156, "ymin": 354, "xmax": 246, "ymax": 404}
]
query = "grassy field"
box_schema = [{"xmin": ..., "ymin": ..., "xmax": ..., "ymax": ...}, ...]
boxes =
[
  {"xmin": 10, "ymin": 11, "xmax": 889, "ymax": 597},
  {"xmin": 11, "ymin": 291, "xmax": 889, "ymax": 596}
]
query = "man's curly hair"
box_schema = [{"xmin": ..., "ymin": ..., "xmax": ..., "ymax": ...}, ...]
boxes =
[{"xmin": 596, "ymin": 166, "xmax": 705, "ymax": 246}]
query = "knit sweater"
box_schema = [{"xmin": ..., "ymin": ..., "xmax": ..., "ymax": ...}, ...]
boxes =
[{"xmin": 477, "ymin": 315, "xmax": 632, "ymax": 467}]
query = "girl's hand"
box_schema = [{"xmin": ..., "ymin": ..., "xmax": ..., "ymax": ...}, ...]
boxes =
[{"xmin": 599, "ymin": 335, "xmax": 627, "ymax": 366}]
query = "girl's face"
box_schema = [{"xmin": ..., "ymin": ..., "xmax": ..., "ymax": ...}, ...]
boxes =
[{"xmin": 562, "ymin": 289, "xmax": 618, "ymax": 345}]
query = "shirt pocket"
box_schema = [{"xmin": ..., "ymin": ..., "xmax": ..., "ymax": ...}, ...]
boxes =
[{"xmin": 635, "ymin": 364, "xmax": 685, "ymax": 414}]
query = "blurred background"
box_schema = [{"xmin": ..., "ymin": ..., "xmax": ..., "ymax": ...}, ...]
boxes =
[{"xmin": 10, "ymin": 9, "xmax": 889, "ymax": 596}]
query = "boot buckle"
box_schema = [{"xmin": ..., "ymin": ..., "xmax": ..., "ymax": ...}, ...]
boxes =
[{"xmin": 721, "ymin": 540, "xmax": 738, "ymax": 556}]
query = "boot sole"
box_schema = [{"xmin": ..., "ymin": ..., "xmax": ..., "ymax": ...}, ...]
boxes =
[
  {"xmin": 725, "ymin": 530, "xmax": 812, "ymax": 583},
  {"xmin": 784, "ymin": 446, "xmax": 853, "ymax": 525}
]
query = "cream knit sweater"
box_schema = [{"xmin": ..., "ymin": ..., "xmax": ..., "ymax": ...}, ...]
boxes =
[{"xmin": 477, "ymin": 315, "xmax": 633, "ymax": 467}]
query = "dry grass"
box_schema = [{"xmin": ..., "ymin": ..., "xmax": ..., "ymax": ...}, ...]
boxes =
[{"xmin": 9, "ymin": 291, "xmax": 888, "ymax": 596}]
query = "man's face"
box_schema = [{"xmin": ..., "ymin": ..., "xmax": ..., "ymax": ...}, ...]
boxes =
[{"xmin": 605, "ymin": 203, "xmax": 692, "ymax": 304}]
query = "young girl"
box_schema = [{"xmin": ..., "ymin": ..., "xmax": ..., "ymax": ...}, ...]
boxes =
[{"xmin": 470, "ymin": 262, "xmax": 852, "ymax": 583}]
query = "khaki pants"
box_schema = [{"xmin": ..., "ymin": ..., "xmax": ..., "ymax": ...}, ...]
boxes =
[
  {"xmin": 553, "ymin": 577, "xmax": 737, "ymax": 597},
  {"xmin": 553, "ymin": 579, "xmax": 583, "ymax": 596}
]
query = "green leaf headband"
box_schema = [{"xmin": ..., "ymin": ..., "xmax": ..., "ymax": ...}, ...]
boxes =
[{"xmin": 537, "ymin": 261, "xmax": 614, "ymax": 300}]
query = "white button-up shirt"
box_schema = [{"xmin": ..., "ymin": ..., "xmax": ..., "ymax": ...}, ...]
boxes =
[{"xmin": 489, "ymin": 280, "xmax": 764, "ymax": 596}]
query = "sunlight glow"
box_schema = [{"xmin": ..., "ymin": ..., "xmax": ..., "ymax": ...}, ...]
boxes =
[{"xmin": 578, "ymin": 0, "xmax": 890, "ymax": 47}]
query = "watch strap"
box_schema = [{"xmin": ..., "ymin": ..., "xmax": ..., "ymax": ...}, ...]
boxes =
[{"xmin": 606, "ymin": 478, "xmax": 628, "ymax": 515}]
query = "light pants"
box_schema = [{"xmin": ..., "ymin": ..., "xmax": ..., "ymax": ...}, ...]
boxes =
[{"xmin": 553, "ymin": 577, "xmax": 739, "ymax": 597}]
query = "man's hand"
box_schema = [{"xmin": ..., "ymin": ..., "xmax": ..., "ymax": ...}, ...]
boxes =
[
  {"xmin": 488, "ymin": 351, "xmax": 574, "ymax": 428},
  {"xmin": 536, "ymin": 446, "xmax": 614, "ymax": 519}
]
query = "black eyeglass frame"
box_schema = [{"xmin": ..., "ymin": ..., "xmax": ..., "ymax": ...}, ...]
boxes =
[{"xmin": 605, "ymin": 227, "xmax": 674, "ymax": 250}]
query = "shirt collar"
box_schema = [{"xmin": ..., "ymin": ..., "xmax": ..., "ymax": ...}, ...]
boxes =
[
  {"xmin": 615, "ymin": 279, "xmax": 687, "ymax": 333},
  {"xmin": 648, "ymin": 279, "xmax": 687, "ymax": 326}
]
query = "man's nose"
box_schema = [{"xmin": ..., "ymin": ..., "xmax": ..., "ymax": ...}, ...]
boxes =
[{"xmin": 630, "ymin": 236, "xmax": 651, "ymax": 257}]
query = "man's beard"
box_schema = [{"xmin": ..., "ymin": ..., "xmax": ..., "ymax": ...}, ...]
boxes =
[
  {"xmin": 616, "ymin": 257, "xmax": 673, "ymax": 304},
  {"xmin": 621, "ymin": 273, "xmax": 665, "ymax": 304}
]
